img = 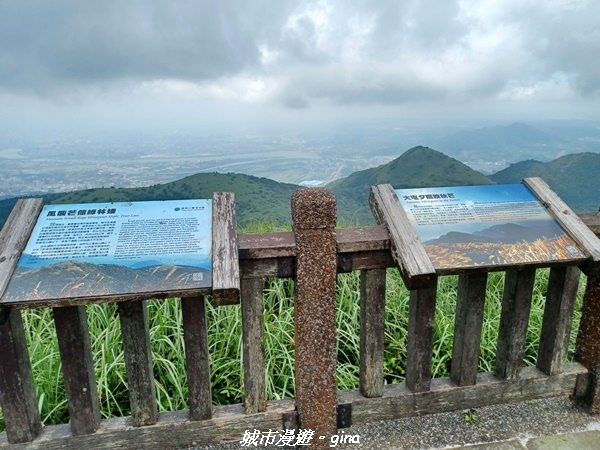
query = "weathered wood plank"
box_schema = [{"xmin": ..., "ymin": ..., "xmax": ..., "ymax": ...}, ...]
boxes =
[
  {"xmin": 238, "ymin": 231, "xmax": 295, "ymax": 260},
  {"xmin": 0, "ymin": 399, "xmax": 297, "ymax": 450},
  {"xmin": 0, "ymin": 198, "xmax": 44, "ymax": 300},
  {"xmin": 53, "ymin": 305, "xmax": 101, "ymax": 435},
  {"xmin": 406, "ymin": 278, "xmax": 438, "ymax": 392},
  {"xmin": 494, "ymin": 269, "xmax": 536, "ymax": 380},
  {"xmin": 338, "ymin": 363, "xmax": 588, "ymax": 426},
  {"xmin": 369, "ymin": 184, "xmax": 435, "ymax": 289},
  {"xmin": 117, "ymin": 300, "xmax": 158, "ymax": 427},
  {"xmin": 181, "ymin": 296, "xmax": 212, "ymax": 421},
  {"xmin": 524, "ymin": 177, "xmax": 600, "ymax": 267},
  {"xmin": 579, "ymin": 211, "xmax": 600, "ymax": 237},
  {"xmin": 291, "ymin": 188, "xmax": 338, "ymax": 445},
  {"xmin": 537, "ymin": 266, "xmax": 580, "ymax": 375},
  {"xmin": 241, "ymin": 278, "xmax": 266, "ymax": 414},
  {"xmin": 338, "ymin": 247, "xmax": 393, "ymax": 272},
  {"xmin": 451, "ymin": 273, "xmax": 488, "ymax": 386},
  {"xmin": 212, "ymin": 192, "xmax": 240, "ymax": 306},
  {"xmin": 240, "ymin": 257, "xmax": 295, "ymax": 280},
  {"xmin": 359, "ymin": 269, "xmax": 386, "ymax": 398},
  {"xmin": 0, "ymin": 308, "xmax": 41, "ymax": 443},
  {"xmin": 336, "ymin": 226, "xmax": 390, "ymax": 253}
]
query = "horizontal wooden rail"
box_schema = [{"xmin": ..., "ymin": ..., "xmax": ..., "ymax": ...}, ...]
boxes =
[
  {"xmin": 0, "ymin": 365, "xmax": 588, "ymax": 449},
  {"xmin": 238, "ymin": 211, "xmax": 600, "ymax": 280}
]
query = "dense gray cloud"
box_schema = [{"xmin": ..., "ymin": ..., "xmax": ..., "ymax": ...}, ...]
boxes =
[
  {"xmin": 0, "ymin": 0, "xmax": 599, "ymax": 121},
  {"xmin": 0, "ymin": 1, "xmax": 294, "ymax": 93}
]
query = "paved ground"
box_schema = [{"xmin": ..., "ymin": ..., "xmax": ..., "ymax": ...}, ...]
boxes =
[{"xmin": 191, "ymin": 396, "xmax": 600, "ymax": 449}]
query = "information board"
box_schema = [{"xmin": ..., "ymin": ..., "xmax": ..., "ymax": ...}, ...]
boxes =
[
  {"xmin": 2, "ymin": 199, "xmax": 212, "ymax": 302},
  {"xmin": 396, "ymin": 184, "xmax": 587, "ymax": 270}
]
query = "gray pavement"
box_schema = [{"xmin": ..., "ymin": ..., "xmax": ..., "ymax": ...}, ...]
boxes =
[{"xmin": 191, "ymin": 396, "xmax": 600, "ymax": 450}]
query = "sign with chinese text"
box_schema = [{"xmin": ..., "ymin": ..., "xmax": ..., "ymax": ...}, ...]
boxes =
[
  {"xmin": 396, "ymin": 184, "xmax": 587, "ymax": 270},
  {"xmin": 2, "ymin": 199, "xmax": 212, "ymax": 302}
]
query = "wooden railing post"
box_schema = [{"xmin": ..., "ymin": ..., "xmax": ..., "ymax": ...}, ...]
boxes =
[
  {"xmin": 291, "ymin": 188, "xmax": 338, "ymax": 445},
  {"xmin": 241, "ymin": 278, "xmax": 266, "ymax": 414},
  {"xmin": 359, "ymin": 269, "xmax": 386, "ymax": 398},
  {"xmin": 537, "ymin": 266, "xmax": 580, "ymax": 375},
  {"xmin": 405, "ymin": 280, "xmax": 438, "ymax": 392},
  {"xmin": 451, "ymin": 273, "xmax": 488, "ymax": 386},
  {"xmin": 494, "ymin": 269, "xmax": 536, "ymax": 380},
  {"xmin": 118, "ymin": 300, "xmax": 158, "ymax": 427},
  {"xmin": 53, "ymin": 305, "xmax": 101, "ymax": 435},
  {"xmin": 0, "ymin": 308, "xmax": 41, "ymax": 443},
  {"xmin": 181, "ymin": 296, "xmax": 212, "ymax": 421}
]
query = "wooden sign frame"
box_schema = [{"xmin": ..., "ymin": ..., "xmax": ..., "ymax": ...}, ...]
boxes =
[
  {"xmin": 370, "ymin": 177, "xmax": 600, "ymax": 289},
  {"xmin": 0, "ymin": 193, "xmax": 240, "ymax": 308}
]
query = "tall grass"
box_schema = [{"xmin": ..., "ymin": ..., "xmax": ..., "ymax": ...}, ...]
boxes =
[{"xmin": 0, "ymin": 241, "xmax": 587, "ymax": 432}]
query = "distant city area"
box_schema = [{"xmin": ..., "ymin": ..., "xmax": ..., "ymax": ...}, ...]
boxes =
[
  {"xmin": 2, "ymin": 120, "xmax": 600, "ymax": 200},
  {"xmin": 0, "ymin": 135, "xmax": 395, "ymax": 199}
]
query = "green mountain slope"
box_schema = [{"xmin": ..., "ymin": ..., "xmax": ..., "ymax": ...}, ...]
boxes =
[
  {"xmin": 490, "ymin": 152, "xmax": 600, "ymax": 212},
  {"xmin": 0, "ymin": 173, "xmax": 299, "ymax": 230},
  {"xmin": 328, "ymin": 146, "xmax": 495, "ymax": 224},
  {"xmin": 2, "ymin": 148, "xmax": 598, "ymax": 232}
]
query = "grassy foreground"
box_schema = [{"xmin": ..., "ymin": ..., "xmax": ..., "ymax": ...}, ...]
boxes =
[{"xmin": 0, "ymin": 256, "xmax": 587, "ymax": 432}]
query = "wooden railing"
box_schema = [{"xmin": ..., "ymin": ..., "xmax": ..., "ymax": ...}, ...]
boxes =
[{"xmin": 1, "ymin": 189, "xmax": 600, "ymax": 449}]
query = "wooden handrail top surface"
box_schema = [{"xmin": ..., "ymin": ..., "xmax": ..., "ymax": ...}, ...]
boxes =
[
  {"xmin": 237, "ymin": 225, "xmax": 391, "ymax": 260},
  {"xmin": 239, "ymin": 212, "xmax": 600, "ymax": 259}
]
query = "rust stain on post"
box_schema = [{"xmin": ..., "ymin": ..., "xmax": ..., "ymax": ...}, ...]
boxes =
[{"xmin": 291, "ymin": 188, "xmax": 338, "ymax": 446}]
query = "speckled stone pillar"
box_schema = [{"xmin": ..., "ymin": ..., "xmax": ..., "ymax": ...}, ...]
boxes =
[{"xmin": 291, "ymin": 188, "xmax": 338, "ymax": 445}]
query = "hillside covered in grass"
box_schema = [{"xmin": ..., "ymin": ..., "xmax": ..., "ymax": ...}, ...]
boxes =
[
  {"xmin": 490, "ymin": 152, "xmax": 600, "ymax": 212},
  {"xmin": 327, "ymin": 146, "xmax": 496, "ymax": 224},
  {"xmin": 0, "ymin": 172, "xmax": 299, "ymax": 230},
  {"xmin": 2, "ymin": 146, "xmax": 600, "ymax": 232}
]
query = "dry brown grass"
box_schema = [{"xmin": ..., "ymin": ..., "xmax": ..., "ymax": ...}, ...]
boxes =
[{"xmin": 425, "ymin": 234, "xmax": 584, "ymax": 269}]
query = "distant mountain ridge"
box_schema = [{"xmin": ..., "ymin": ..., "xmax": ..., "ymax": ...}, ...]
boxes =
[
  {"xmin": 327, "ymin": 146, "xmax": 494, "ymax": 223},
  {"xmin": 1, "ymin": 146, "xmax": 599, "ymax": 231},
  {"xmin": 425, "ymin": 222, "xmax": 563, "ymax": 245},
  {"xmin": 490, "ymin": 152, "xmax": 600, "ymax": 212}
]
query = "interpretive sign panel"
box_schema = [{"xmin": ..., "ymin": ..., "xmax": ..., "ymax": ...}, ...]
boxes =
[
  {"xmin": 2, "ymin": 199, "xmax": 212, "ymax": 302},
  {"xmin": 395, "ymin": 184, "xmax": 588, "ymax": 271}
]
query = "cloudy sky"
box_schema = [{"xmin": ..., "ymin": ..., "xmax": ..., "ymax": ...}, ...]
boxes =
[{"xmin": 1, "ymin": 0, "xmax": 599, "ymax": 138}]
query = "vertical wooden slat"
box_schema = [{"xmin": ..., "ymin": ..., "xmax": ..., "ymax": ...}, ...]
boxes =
[
  {"xmin": 53, "ymin": 305, "xmax": 101, "ymax": 435},
  {"xmin": 118, "ymin": 300, "xmax": 158, "ymax": 427},
  {"xmin": 359, "ymin": 269, "xmax": 386, "ymax": 398},
  {"xmin": 494, "ymin": 269, "xmax": 536, "ymax": 380},
  {"xmin": 523, "ymin": 177, "xmax": 600, "ymax": 265},
  {"xmin": 182, "ymin": 296, "xmax": 212, "ymax": 420},
  {"xmin": 537, "ymin": 266, "xmax": 580, "ymax": 375},
  {"xmin": 369, "ymin": 184, "xmax": 436, "ymax": 289},
  {"xmin": 0, "ymin": 198, "xmax": 44, "ymax": 301},
  {"xmin": 451, "ymin": 273, "xmax": 488, "ymax": 386},
  {"xmin": 575, "ymin": 272, "xmax": 600, "ymax": 412},
  {"xmin": 241, "ymin": 278, "xmax": 266, "ymax": 414},
  {"xmin": 292, "ymin": 188, "xmax": 338, "ymax": 446},
  {"xmin": 212, "ymin": 192, "xmax": 240, "ymax": 306},
  {"xmin": 405, "ymin": 278, "xmax": 438, "ymax": 392},
  {"xmin": 0, "ymin": 308, "xmax": 41, "ymax": 443}
]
